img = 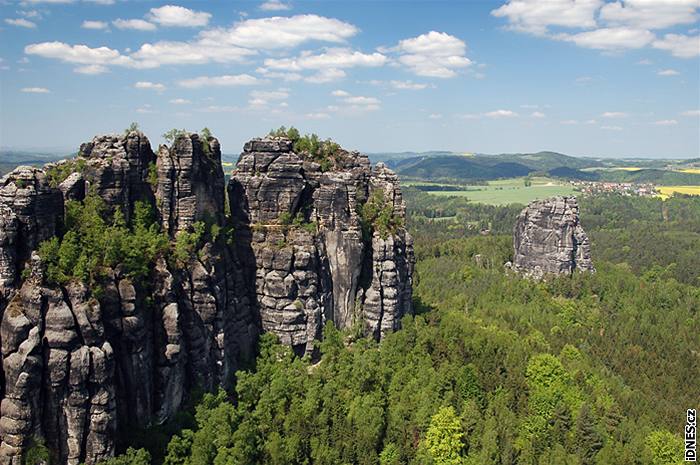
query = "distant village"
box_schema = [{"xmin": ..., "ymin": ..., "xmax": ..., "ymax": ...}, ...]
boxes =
[{"xmin": 570, "ymin": 180, "xmax": 658, "ymax": 197}]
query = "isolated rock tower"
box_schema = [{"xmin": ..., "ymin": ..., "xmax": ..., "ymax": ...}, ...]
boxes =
[{"xmin": 512, "ymin": 196, "xmax": 594, "ymax": 279}]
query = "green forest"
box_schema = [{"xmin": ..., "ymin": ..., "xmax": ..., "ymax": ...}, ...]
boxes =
[{"xmin": 100, "ymin": 193, "xmax": 699, "ymax": 465}]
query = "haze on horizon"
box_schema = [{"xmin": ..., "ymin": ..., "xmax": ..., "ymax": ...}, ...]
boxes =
[{"xmin": 1, "ymin": 0, "xmax": 699, "ymax": 159}]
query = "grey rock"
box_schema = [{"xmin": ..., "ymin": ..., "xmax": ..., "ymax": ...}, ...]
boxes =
[
  {"xmin": 512, "ymin": 196, "xmax": 594, "ymax": 279},
  {"xmin": 58, "ymin": 172, "xmax": 85, "ymax": 202},
  {"xmin": 155, "ymin": 133, "xmax": 225, "ymax": 237},
  {"xmin": 0, "ymin": 131, "xmax": 413, "ymax": 464},
  {"xmin": 78, "ymin": 131, "xmax": 155, "ymax": 221},
  {"xmin": 230, "ymin": 136, "xmax": 414, "ymax": 353}
]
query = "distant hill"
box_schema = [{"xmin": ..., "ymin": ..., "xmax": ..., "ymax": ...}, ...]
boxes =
[
  {"xmin": 0, "ymin": 150, "xmax": 69, "ymax": 176},
  {"xmin": 597, "ymin": 169, "xmax": 700, "ymax": 185},
  {"xmin": 391, "ymin": 155, "xmax": 532, "ymax": 180},
  {"xmin": 386, "ymin": 151, "xmax": 602, "ymax": 182},
  {"xmin": 548, "ymin": 167, "xmax": 600, "ymax": 181},
  {"xmin": 367, "ymin": 151, "xmax": 457, "ymax": 163}
]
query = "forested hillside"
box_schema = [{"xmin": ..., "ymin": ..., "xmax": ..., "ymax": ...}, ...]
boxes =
[{"xmin": 100, "ymin": 193, "xmax": 699, "ymax": 465}]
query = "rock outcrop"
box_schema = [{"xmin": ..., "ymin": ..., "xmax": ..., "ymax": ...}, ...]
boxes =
[
  {"xmin": 230, "ymin": 139, "xmax": 414, "ymax": 354},
  {"xmin": 512, "ymin": 196, "xmax": 594, "ymax": 279},
  {"xmin": 0, "ymin": 131, "xmax": 413, "ymax": 464}
]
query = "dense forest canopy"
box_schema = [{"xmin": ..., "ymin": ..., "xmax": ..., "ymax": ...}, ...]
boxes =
[{"xmin": 90, "ymin": 190, "xmax": 699, "ymax": 465}]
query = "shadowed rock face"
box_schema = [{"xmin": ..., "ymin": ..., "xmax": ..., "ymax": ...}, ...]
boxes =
[
  {"xmin": 0, "ymin": 132, "xmax": 413, "ymax": 464},
  {"xmin": 512, "ymin": 196, "xmax": 594, "ymax": 279}
]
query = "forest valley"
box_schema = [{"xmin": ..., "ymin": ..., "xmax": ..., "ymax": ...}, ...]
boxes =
[{"xmin": 90, "ymin": 192, "xmax": 699, "ymax": 465}]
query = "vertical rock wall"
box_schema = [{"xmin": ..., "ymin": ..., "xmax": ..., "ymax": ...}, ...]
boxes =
[
  {"xmin": 0, "ymin": 131, "xmax": 413, "ymax": 464},
  {"xmin": 229, "ymin": 137, "xmax": 414, "ymax": 353}
]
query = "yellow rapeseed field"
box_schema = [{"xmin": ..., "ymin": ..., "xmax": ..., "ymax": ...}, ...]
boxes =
[{"xmin": 656, "ymin": 185, "xmax": 700, "ymax": 199}]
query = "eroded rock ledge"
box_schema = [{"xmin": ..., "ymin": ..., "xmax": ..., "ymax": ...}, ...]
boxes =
[{"xmin": 0, "ymin": 131, "xmax": 413, "ymax": 464}]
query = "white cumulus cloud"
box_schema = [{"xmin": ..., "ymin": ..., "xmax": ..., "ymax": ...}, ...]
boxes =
[
  {"xmin": 134, "ymin": 81, "xmax": 166, "ymax": 91},
  {"xmin": 82, "ymin": 20, "xmax": 108, "ymax": 30},
  {"xmin": 178, "ymin": 74, "xmax": 259, "ymax": 88},
  {"xmin": 248, "ymin": 88, "xmax": 289, "ymax": 107},
  {"xmin": 264, "ymin": 48, "xmax": 386, "ymax": 71},
  {"xmin": 25, "ymin": 42, "xmax": 135, "ymax": 67},
  {"xmin": 74, "ymin": 64, "xmax": 109, "ymax": 74},
  {"xmin": 390, "ymin": 80, "xmax": 429, "ymax": 90},
  {"xmin": 5, "ymin": 18, "xmax": 37, "ymax": 28},
  {"xmin": 485, "ymin": 109, "xmax": 518, "ymax": 118},
  {"xmin": 492, "ymin": 0, "xmax": 602, "ymax": 35},
  {"xmin": 652, "ymin": 33, "xmax": 700, "ymax": 58},
  {"xmin": 198, "ymin": 14, "xmax": 357, "ymax": 50},
  {"xmin": 21, "ymin": 87, "xmax": 50, "ymax": 93},
  {"xmin": 148, "ymin": 5, "xmax": 211, "ymax": 28},
  {"xmin": 305, "ymin": 112, "xmax": 330, "ymax": 119},
  {"xmin": 492, "ymin": 0, "xmax": 700, "ymax": 58},
  {"xmin": 560, "ymin": 27, "xmax": 655, "ymax": 50},
  {"xmin": 652, "ymin": 119, "xmax": 678, "ymax": 125},
  {"xmin": 260, "ymin": 0, "xmax": 291, "ymax": 11},
  {"xmin": 657, "ymin": 68, "xmax": 680, "ymax": 76},
  {"xmin": 601, "ymin": 111, "xmax": 628, "ymax": 118},
  {"xmin": 393, "ymin": 31, "xmax": 472, "ymax": 78},
  {"xmin": 113, "ymin": 19, "xmax": 157, "ymax": 31},
  {"xmin": 329, "ymin": 90, "xmax": 381, "ymax": 112},
  {"xmin": 304, "ymin": 68, "xmax": 346, "ymax": 83},
  {"xmin": 599, "ymin": 0, "xmax": 698, "ymax": 30}
]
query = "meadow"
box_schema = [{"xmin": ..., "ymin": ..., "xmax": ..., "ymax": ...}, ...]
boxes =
[{"xmin": 410, "ymin": 177, "xmax": 576, "ymax": 205}]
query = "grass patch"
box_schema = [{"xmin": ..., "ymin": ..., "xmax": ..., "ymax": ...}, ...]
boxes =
[{"xmin": 418, "ymin": 177, "xmax": 575, "ymax": 206}]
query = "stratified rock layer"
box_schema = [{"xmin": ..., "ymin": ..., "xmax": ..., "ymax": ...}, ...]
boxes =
[
  {"xmin": 512, "ymin": 196, "xmax": 594, "ymax": 279},
  {"xmin": 0, "ymin": 132, "xmax": 413, "ymax": 464},
  {"xmin": 230, "ymin": 138, "xmax": 414, "ymax": 353}
]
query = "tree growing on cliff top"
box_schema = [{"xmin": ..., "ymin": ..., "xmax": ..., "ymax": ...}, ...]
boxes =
[
  {"xmin": 268, "ymin": 126, "xmax": 342, "ymax": 171},
  {"xmin": 125, "ymin": 122, "xmax": 140, "ymax": 134},
  {"xmin": 163, "ymin": 128, "xmax": 188, "ymax": 144}
]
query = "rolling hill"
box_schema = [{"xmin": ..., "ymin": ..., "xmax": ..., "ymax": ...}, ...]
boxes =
[{"xmin": 385, "ymin": 151, "xmax": 602, "ymax": 182}]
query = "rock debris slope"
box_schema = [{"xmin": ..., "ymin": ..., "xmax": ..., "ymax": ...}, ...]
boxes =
[
  {"xmin": 0, "ymin": 131, "xmax": 413, "ymax": 464},
  {"xmin": 512, "ymin": 196, "xmax": 594, "ymax": 279}
]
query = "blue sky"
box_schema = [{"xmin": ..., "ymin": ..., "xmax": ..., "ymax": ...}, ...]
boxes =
[{"xmin": 1, "ymin": 0, "xmax": 698, "ymax": 158}]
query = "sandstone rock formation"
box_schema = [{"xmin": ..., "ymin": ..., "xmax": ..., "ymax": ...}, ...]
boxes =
[
  {"xmin": 230, "ymin": 139, "xmax": 413, "ymax": 353},
  {"xmin": 512, "ymin": 196, "xmax": 594, "ymax": 279},
  {"xmin": 0, "ymin": 131, "xmax": 413, "ymax": 464}
]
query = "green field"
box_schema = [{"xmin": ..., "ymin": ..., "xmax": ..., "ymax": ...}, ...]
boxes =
[{"xmin": 410, "ymin": 177, "xmax": 576, "ymax": 205}]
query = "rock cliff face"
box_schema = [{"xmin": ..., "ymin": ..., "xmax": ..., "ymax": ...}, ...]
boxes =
[
  {"xmin": 229, "ymin": 139, "xmax": 413, "ymax": 354},
  {"xmin": 0, "ymin": 132, "xmax": 413, "ymax": 464},
  {"xmin": 512, "ymin": 196, "xmax": 594, "ymax": 279}
]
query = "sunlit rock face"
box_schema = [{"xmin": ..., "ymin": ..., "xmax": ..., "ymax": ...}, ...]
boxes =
[
  {"xmin": 0, "ymin": 132, "xmax": 414, "ymax": 464},
  {"xmin": 512, "ymin": 196, "xmax": 594, "ymax": 279},
  {"xmin": 229, "ymin": 138, "xmax": 414, "ymax": 354}
]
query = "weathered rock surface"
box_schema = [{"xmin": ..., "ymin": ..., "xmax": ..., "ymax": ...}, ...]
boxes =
[
  {"xmin": 512, "ymin": 196, "xmax": 594, "ymax": 279},
  {"xmin": 156, "ymin": 133, "xmax": 226, "ymax": 236},
  {"xmin": 230, "ymin": 138, "xmax": 414, "ymax": 353},
  {"xmin": 0, "ymin": 167, "xmax": 63, "ymax": 303},
  {"xmin": 0, "ymin": 132, "xmax": 413, "ymax": 464},
  {"xmin": 78, "ymin": 131, "xmax": 155, "ymax": 220}
]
